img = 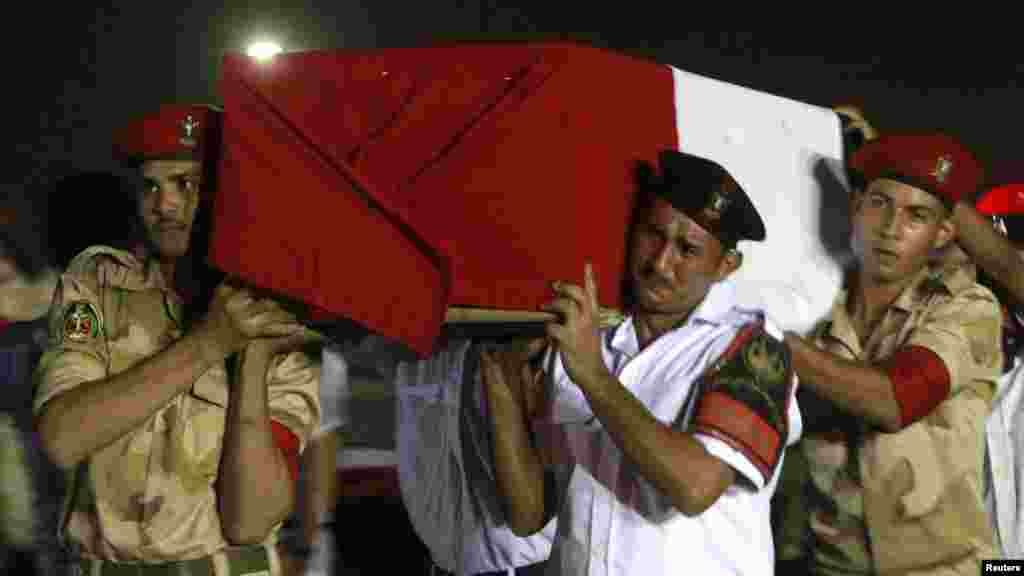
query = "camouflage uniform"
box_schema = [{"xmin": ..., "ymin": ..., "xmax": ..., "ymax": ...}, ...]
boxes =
[
  {"xmin": 778, "ymin": 264, "xmax": 1001, "ymax": 575},
  {"xmin": 33, "ymin": 246, "xmax": 320, "ymax": 574}
]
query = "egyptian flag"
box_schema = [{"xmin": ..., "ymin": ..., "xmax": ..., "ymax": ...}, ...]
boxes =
[{"xmin": 210, "ymin": 43, "xmax": 844, "ymax": 356}]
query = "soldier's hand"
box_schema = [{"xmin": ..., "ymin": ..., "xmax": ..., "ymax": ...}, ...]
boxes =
[
  {"xmin": 196, "ymin": 280, "xmax": 303, "ymax": 360},
  {"xmin": 481, "ymin": 338, "xmax": 548, "ymax": 418}
]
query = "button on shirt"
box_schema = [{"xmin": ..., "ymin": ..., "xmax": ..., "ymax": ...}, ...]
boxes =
[{"xmin": 540, "ymin": 280, "xmax": 802, "ymax": 576}]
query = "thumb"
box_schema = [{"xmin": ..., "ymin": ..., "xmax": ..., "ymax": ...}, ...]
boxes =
[{"xmin": 584, "ymin": 261, "xmax": 599, "ymax": 311}]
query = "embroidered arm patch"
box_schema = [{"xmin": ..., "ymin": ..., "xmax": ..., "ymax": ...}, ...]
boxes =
[
  {"xmin": 692, "ymin": 323, "xmax": 795, "ymax": 484},
  {"xmin": 61, "ymin": 301, "xmax": 101, "ymax": 343}
]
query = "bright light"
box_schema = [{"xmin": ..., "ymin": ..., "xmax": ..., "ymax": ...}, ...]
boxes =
[{"xmin": 247, "ymin": 40, "xmax": 282, "ymax": 61}]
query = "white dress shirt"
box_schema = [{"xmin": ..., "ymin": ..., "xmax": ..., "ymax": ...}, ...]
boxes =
[
  {"xmin": 986, "ymin": 356, "xmax": 1024, "ymax": 559},
  {"xmin": 540, "ymin": 280, "xmax": 802, "ymax": 576}
]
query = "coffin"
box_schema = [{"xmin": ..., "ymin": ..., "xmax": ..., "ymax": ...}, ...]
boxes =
[{"xmin": 209, "ymin": 43, "xmax": 848, "ymax": 355}]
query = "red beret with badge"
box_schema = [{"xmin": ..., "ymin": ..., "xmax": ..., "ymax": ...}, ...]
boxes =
[
  {"xmin": 112, "ymin": 104, "xmax": 222, "ymax": 163},
  {"xmin": 849, "ymin": 133, "xmax": 984, "ymax": 207}
]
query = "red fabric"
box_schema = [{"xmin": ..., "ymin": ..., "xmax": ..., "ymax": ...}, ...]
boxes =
[
  {"xmin": 112, "ymin": 104, "xmax": 220, "ymax": 162},
  {"xmin": 976, "ymin": 183, "xmax": 1024, "ymax": 216},
  {"xmin": 210, "ymin": 44, "xmax": 678, "ymax": 355},
  {"xmin": 849, "ymin": 133, "xmax": 983, "ymax": 206},
  {"xmin": 270, "ymin": 420, "xmax": 300, "ymax": 483},
  {"xmin": 694, "ymin": 391, "xmax": 784, "ymax": 481},
  {"xmin": 884, "ymin": 345, "xmax": 952, "ymax": 427},
  {"xmin": 0, "ymin": 319, "xmax": 11, "ymax": 332}
]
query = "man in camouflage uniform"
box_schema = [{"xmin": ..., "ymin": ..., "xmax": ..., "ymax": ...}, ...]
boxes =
[
  {"xmin": 33, "ymin": 105, "xmax": 321, "ymax": 576},
  {"xmin": 779, "ymin": 134, "xmax": 1002, "ymax": 574}
]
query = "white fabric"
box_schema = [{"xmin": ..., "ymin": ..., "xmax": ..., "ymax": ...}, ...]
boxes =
[
  {"xmin": 317, "ymin": 345, "xmax": 350, "ymax": 436},
  {"xmin": 396, "ymin": 339, "xmax": 556, "ymax": 575},
  {"xmin": 541, "ymin": 280, "xmax": 802, "ymax": 576},
  {"xmin": 670, "ymin": 66, "xmax": 846, "ymax": 336},
  {"xmin": 986, "ymin": 357, "xmax": 1024, "ymax": 559}
]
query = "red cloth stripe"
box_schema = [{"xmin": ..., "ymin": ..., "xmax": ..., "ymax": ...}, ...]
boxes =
[
  {"xmin": 270, "ymin": 420, "xmax": 300, "ymax": 483},
  {"xmin": 693, "ymin": 391, "xmax": 783, "ymax": 483},
  {"xmin": 884, "ymin": 345, "xmax": 951, "ymax": 428},
  {"xmin": 0, "ymin": 319, "xmax": 11, "ymax": 332}
]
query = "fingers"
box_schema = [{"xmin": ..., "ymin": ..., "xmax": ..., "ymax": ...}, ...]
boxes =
[
  {"xmin": 526, "ymin": 337, "xmax": 549, "ymax": 361},
  {"xmin": 541, "ymin": 298, "xmax": 577, "ymax": 324},
  {"xmin": 545, "ymin": 322, "xmax": 567, "ymax": 344},
  {"xmin": 551, "ymin": 281, "xmax": 587, "ymax": 309},
  {"xmin": 584, "ymin": 261, "xmax": 599, "ymax": 312}
]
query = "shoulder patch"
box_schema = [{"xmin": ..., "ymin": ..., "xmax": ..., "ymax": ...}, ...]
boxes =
[
  {"xmin": 62, "ymin": 301, "xmax": 101, "ymax": 343},
  {"xmin": 692, "ymin": 323, "xmax": 794, "ymax": 484}
]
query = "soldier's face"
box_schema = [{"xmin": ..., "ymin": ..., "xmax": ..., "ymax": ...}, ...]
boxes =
[
  {"xmin": 852, "ymin": 179, "xmax": 954, "ymax": 283},
  {"xmin": 138, "ymin": 160, "xmax": 201, "ymax": 260},
  {"xmin": 629, "ymin": 198, "xmax": 734, "ymax": 318}
]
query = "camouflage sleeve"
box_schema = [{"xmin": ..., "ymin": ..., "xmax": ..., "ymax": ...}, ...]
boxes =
[
  {"xmin": 33, "ymin": 271, "xmax": 110, "ymax": 415},
  {"xmin": 266, "ymin": 350, "xmax": 321, "ymax": 453},
  {"xmin": 690, "ymin": 323, "xmax": 796, "ymax": 488}
]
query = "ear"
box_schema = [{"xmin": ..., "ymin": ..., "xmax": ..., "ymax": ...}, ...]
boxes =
[
  {"xmin": 933, "ymin": 212, "xmax": 956, "ymax": 251},
  {"xmin": 715, "ymin": 248, "xmax": 742, "ymax": 281}
]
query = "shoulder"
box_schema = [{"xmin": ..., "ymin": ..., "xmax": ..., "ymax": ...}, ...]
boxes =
[{"xmin": 63, "ymin": 245, "xmax": 146, "ymax": 291}]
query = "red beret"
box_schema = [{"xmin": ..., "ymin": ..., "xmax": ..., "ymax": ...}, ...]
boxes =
[
  {"xmin": 849, "ymin": 133, "xmax": 983, "ymax": 207},
  {"xmin": 976, "ymin": 183, "xmax": 1024, "ymax": 216},
  {"xmin": 112, "ymin": 104, "xmax": 221, "ymax": 163}
]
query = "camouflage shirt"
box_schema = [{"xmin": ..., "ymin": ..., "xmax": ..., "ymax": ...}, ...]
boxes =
[
  {"xmin": 780, "ymin": 264, "xmax": 1000, "ymax": 575},
  {"xmin": 32, "ymin": 246, "xmax": 320, "ymax": 562}
]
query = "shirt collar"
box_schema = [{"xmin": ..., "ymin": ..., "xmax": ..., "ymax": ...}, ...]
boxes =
[
  {"xmin": 823, "ymin": 262, "xmax": 970, "ymax": 343},
  {"xmin": 610, "ymin": 279, "xmax": 741, "ymax": 356}
]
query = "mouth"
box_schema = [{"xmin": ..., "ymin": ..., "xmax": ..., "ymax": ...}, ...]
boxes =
[{"xmin": 873, "ymin": 247, "xmax": 899, "ymax": 259}]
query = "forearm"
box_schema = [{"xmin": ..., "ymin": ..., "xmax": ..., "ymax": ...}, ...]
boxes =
[
  {"xmin": 300, "ymin": 432, "xmax": 338, "ymax": 544},
  {"xmin": 486, "ymin": 377, "xmax": 548, "ymax": 536},
  {"xmin": 953, "ymin": 202, "xmax": 1024, "ymax": 304},
  {"xmin": 577, "ymin": 369, "xmax": 732, "ymax": 516},
  {"xmin": 219, "ymin": 350, "xmax": 295, "ymax": 544},
  {"xmin": 784, "ymin": 333, "xmax": 901, "ymax": 431},
  {"xmin": 38, "ymin": 331, "xmax": 219, "ymax": 469}
]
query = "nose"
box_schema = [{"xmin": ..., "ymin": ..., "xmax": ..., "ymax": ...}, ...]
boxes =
[
  {"xmin": 651, "ymin": 240, "xmax": 675, "ymax": 278},
  {"xmin": 155, "ymin": 184, "xmax": 184, "ymax": 217},
  {"xmin": 877, "ymin": 205, "xmax": 901, "ymax": 240}
]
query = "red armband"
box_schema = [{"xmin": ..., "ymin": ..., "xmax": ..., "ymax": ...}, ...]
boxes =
[
  {"xmin": 884, "ymin": 345, "xmax": 951, "ymax": 428},
  {"xmin": 692, "ymin": 323, "xmax": 794, "ymax": 485},
  {"xmin": 270, "ymin": 420, "xmax": 300, "ymax": 482}
]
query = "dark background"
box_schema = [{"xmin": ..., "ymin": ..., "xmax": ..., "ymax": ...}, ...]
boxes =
[{"xmin": 8, "ymin": 5, "xmax": 1022, "ymax": 194}]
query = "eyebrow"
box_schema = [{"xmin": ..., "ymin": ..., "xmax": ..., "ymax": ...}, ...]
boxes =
[{"xmin": 870, "ymin": 190, "xmax": 937, "ymax": 214}]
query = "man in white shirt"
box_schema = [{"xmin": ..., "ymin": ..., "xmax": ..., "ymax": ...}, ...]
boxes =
[
  {"xmin": 345, "ymin": 333, "xmax": 556, "ymax": 575},
  {"xmin": 484, "ymin": 149, "xmax": 802, "ymax": 575}
]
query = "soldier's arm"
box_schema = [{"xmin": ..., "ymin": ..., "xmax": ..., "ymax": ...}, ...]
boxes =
[
  {"xmin": 482, "ymin": 345, "xmax": 552, "ymax": 536},
  {"xmin": 783, "ymin": 333, "xmax": 903, "ymax": 432},
  {"xmin": 953, "ymin": 201, "xmax": 1024, "ymax": 305},
  {"xmin": 35, "ymin": 274, "xmax": 230, "ymax": 470},
  {"xmin": 784, "ymin": 285, "xmax": 1001, "ymax": 433},
  {"xmin": 219, "ymin": 340, "xmax": 320, "ymax": 545}
]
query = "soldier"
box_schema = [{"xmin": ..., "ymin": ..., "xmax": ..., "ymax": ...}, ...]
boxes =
[
  {"xmin": 485, "ymin": 150, "xmax": 802, "ymax": 575},
  {"xmin": 33, "ymin": 105, "xmax": 321, "ymax": 576},
  {"xmin": 781, "ymin": 134, "xmax": 1001, "ymax": 574}
]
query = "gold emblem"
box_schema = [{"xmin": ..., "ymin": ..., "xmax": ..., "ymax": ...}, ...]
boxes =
[
  {"xmin": 62, "ymin": 301, "xmax": 100, "ymax": 343},
  {"xmin": 930, "ymin": 155, "xmax": 953, "ymax": 183},
  {"xmin": 179, "ymin": 115, "xmax": 199, "ymax": 147}
]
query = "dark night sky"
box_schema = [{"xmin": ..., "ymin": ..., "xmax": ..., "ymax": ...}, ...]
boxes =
[{"xmin": 8, "ymin": 4, "xmax": 1023, "ymax": 193}]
